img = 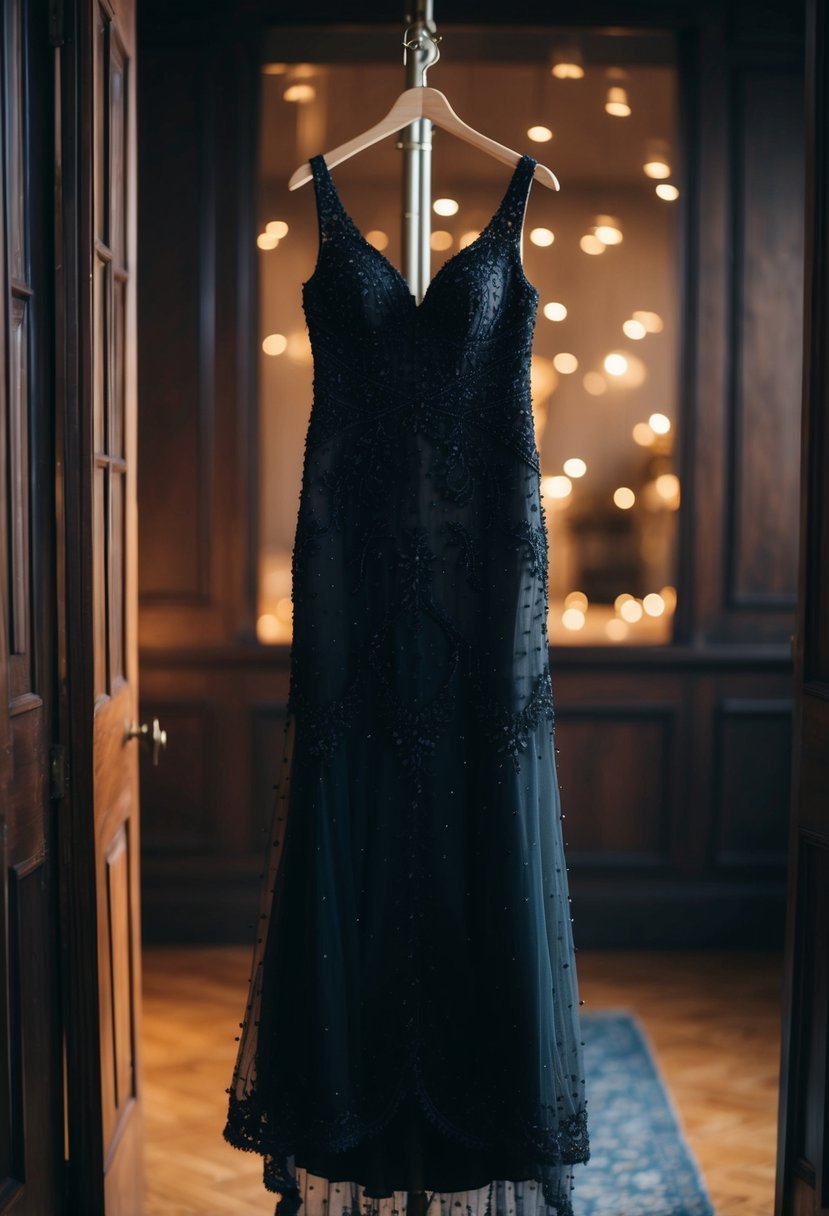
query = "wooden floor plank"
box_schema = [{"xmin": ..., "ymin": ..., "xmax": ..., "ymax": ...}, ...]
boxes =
[{"xmin": 141, "ymin": 946, "xmax": 783, "ymax": 1215}]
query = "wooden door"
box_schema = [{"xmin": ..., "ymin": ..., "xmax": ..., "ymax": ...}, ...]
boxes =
[
  {"xmin": 775, "ymin": 0, "xmax": 829, "ymax": 1211},
  {"xmin": 57, "ymin": 0, "xmax": 147, "ymax": 1210},
  {"xmin": 0, "ymin": 0, "xmax": 64, "ymax": 1211}
]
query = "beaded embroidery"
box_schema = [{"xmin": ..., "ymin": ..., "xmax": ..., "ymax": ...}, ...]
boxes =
[{"xmin": 224, "ymin": 150, "xmax": 590, "ymax": 1216}]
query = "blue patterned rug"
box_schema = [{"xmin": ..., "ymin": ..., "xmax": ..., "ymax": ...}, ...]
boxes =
[{"xmin": 575, "ymin": 1011, "xmax": 715, "ymax": 1215}]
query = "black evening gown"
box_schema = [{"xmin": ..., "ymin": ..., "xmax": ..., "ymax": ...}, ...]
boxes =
[{"xmin": 223, "ymin": 151, "xmax": 591, "ymax": 1216}]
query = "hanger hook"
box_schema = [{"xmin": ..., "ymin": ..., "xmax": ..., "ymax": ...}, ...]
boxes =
[{"xmin": 402, "ymin": 23, "xmax": 442, "ymax": 80}]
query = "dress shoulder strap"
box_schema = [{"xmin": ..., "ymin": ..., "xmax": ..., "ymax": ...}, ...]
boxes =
[
  {"xmin": 308, "ymin": 154, "xmax": 345, "ymax": 242},
  {"xmin": 491, "ymin": 153, "xmax": 538, "ymax": 242}
]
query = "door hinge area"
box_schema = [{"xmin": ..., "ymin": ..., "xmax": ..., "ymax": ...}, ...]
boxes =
[{"xmin": 50, "ymin": 744, "xmax": 69, "ymax": 800}]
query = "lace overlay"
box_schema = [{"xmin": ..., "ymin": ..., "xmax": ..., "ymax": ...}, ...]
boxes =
[{"xmin": 223, "ymin": 152, "xmax": 590, "ymax": 1216}]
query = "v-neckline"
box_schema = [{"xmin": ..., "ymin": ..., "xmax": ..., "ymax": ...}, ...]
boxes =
[{"xmin": 314, "ymin": 153, "xmax": 534, "ymax": 311}]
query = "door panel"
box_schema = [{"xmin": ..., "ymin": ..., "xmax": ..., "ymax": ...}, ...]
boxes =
[
  {"xmin": 92, "ymin": 7, "xmax": 140, "ymax": 1186},
  {"xmin": 775, "ymin": 0, "xmax": 829, "ymax": 1210},
  {"xmin": 58, "ymin": 0, "xmax": 144, "ymax": 1210}
]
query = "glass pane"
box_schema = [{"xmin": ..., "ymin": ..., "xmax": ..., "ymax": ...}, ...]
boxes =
[
  {"xmin": 94, "ymin": 258, "xmax": 108, "ymax": 453},
  {"xmin": 257, "ymin": 32, "xmax": 680, "ymax": 646},
  {"xmin": 95, "ymin": 7, "xmax": 108, "ymax": 244},
  {"xmin": 94, "ymin": 463, "xmax": 109, "ymax": 698},
  {"xmin": 6, "ymin": 0, "xmax": 26, "ymax": 282},
  {"xmin": 110, "ymin": 36, "xmax": 127, "ymax": 267},
  {"xmin": 110, "ymin": 469, "xmax": 125, "ymax": 685}
]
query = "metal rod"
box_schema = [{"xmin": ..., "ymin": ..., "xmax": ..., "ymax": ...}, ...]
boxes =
[{"xmin": 401, "ymin": 2, "xmax": 440, "ymax": 301}]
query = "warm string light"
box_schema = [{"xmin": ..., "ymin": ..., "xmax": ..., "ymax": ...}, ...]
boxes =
[
  {"xmin": 594, "ymin": 224, "xmax": 622, "ymax": 245},
  {"xmin": 604, "ymin": 68, "xmax": 631, "ymax": 116},
  {"xmin": 623, "ymin": 319, "xmax": 647, "ymax": 340},
  {"xmin": 258, "ymin": 219, "xmax": 289, "ymax": 251},
  {"xmin": 643, "ymin": 138, "xmax": 672, "ymax": 179},
  {"xmin": 604, "ymin": 353, "xmax": 628, "ymax": 376},
  {"xmin": 551, "ymin": 44, "xmax": 584, "ymax": 79},
  {"xmin": 260, "ymin": 63, "xmax": 680, "ymax": 648},
  {"xmin": 580, "ymin": 215, "xmax": 623, "ymax": 254},
  {"xmin": 600, "ymin": 352, "xmax": 647, "ymax": 387},
  {"xmin": 565, "ymin": 591, "xmax": 588, "ymax": 610},
  {"xmin": 541, "ymin": 475, "xmax": 573, "ymax": 499},
  {"xmin": 283, "ymin": 83, "xmax": 315, "ymax": 103},
  {"xmin": 631, "ymin": 412, "xmax": 672, "ymax": 447},
  {"xmin": 634, "ymin": 310, "xmax": 663, "ymax": 333},
  {"xmin": 530, "ymin": 356, "xmax": 558, "ymax": 402},
  {"xmin": 433, "ymin": 197, "xmax": 459, "ymax": 216},
  {"xmin": 262, "ymin": 333, "xmax": 287, "ymax": 356},
  {"xmin": 605, "ymin": 86, "xmax": 631, "ymax": 117},
  {"xmin": 579, "ymin": 234, "xmax": 604, "ymax": 255},
  {"xmin": 543, "ymin": 586, "xmax": 676, "ymax": 641},
  {"xmin": 583, "ymin": 372, "xmax": 606, "ymax": 395}
]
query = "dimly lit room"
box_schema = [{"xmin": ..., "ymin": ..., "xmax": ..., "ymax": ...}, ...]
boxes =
[{"xmin": 0, "ymin": 1, "xmax": 825, "ymax": 1214}]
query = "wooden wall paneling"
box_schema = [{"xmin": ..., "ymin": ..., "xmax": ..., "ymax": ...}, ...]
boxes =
[
  {"xmin": 0, "ymin": 0, "xmax": 64, "ymax": 1209},
  {"xmin": 728, "ymin": 69, "xmax": 803, "ymax": 615},
  {"xmin": 704, "ymin": 50, "xmax": 803, "ymax": 643},
  {"xmin": 692, "ymin": 18, "xmax": 805, "ymax": 647},
  {"xmin": 710, "ymin": 696, "xmax": 793, "ymax": 870},
  {"xmin": 669, "ymin": 24, "xmax": 701, "ymax": 650},
  {"xmin": 556, "ymin": 704, "xmax": 677, "ymax": 868},
  {"xmin": 212, "ymin": 672, "xmax": 256, "ymax": 856},
  {"xmin": 137, "ymin": 31, "xmax": 258, "ymax": 650},
  {"xmin": 228, "ymin": 33, "xmax": 260, "ymax": 643},
  {"xmin": 685, "ymin": 11, "xmax": 729, "ymax": 646},
  {"xmin": 137, "ymin": 45, "xmax": 216, "ymax": 612},
  {"xmin": 557, "ymin": 659, "xmax": 790, "ymax": 947},
  {"xmin": 137, "ymin": 701, "xmax": 217, "ymax": 853},
  {"xmin": 137, "ymin": 652, "xmax": 291, "ymax": 939},
  {"xmin": 682, "ymin": 671, "xmax": 715, "ymax": 875}
]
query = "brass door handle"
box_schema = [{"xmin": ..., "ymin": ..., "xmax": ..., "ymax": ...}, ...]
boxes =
[{"xmin": 126, "ymin": 717, "xmax": 168, "ymax": 766}]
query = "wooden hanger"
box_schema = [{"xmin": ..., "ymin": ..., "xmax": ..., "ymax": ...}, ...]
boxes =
[{"xmin": 288, "ymin": 86, "xmax": 560, "ymax": 191}]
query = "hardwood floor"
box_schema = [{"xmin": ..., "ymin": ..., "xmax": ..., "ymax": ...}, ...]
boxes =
[{"xmin": 141, "ymin": 947, "xmax": 783, "ymax": 1215}]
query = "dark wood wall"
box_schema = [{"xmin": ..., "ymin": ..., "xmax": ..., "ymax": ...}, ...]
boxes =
[
  {"xmin": 0, "ymin": 1, "xmax": 64, "ymax": 1208},
  {"xmin": 136, "ymin": 0, "xmax": 803, "ymax": 946}
]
